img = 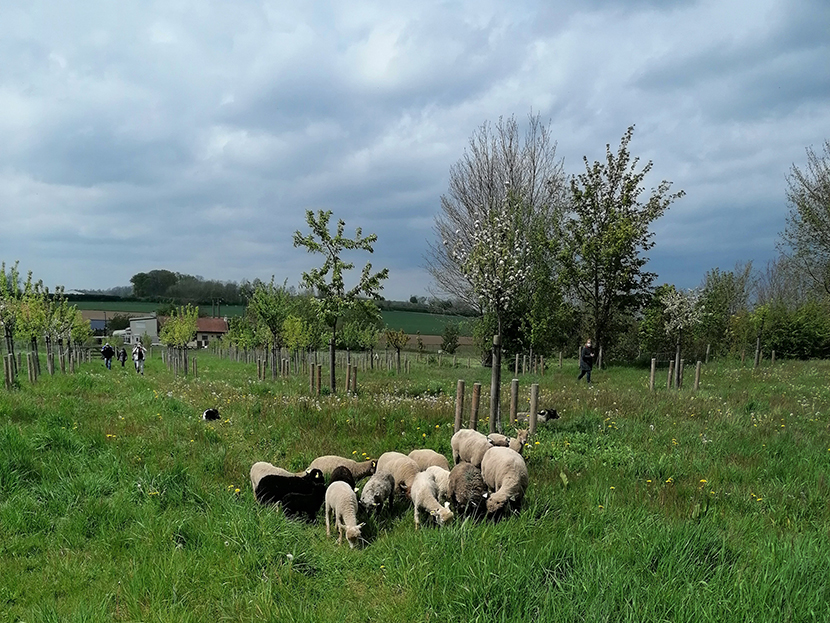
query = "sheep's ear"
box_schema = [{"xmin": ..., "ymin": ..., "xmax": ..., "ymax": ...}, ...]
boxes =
[
  {"xmin": 483, "ymin": 492, "xmax": 489, "ymax": 498},
  {"xmin": 444, "ymin": 501, "xmax": 450, "ymax": 508},
  {"xmin": 354, "ymin": 487, "xmax": 360, "ymax": 494}
]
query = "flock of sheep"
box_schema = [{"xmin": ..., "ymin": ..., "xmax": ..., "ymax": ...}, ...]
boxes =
[{"xmin": 248, "ymin": 427, "xmax": 532, "ymax": 548}]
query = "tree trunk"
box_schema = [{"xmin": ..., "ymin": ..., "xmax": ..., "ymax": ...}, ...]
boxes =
[{"xmin": 489, "ymin": 334, "xmax": 502, "ymax": 434}]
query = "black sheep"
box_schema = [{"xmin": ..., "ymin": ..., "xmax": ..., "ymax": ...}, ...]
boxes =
[
  {"xmin": 281, "ymin": 485, "xmax": 326, "ymax": 522},
  {"xmin": 329, "ymin": 465, "xmax": 357, "ymax": 490},
  {"xmin": 254, "ymin": 468, "xmax": 325, "ymax": 505}
]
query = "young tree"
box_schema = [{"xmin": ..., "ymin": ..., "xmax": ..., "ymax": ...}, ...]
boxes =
[
  {"xmin": 780, "ymin": 140, "xmax": 830, "ymax": 292},
  {"xmin": 248, "ymin": 277, "xmax": 292, "ymax": 379},
  {"xmin": 440, "ymin": 322, "xmax": 460, "ymax": 355},
  {"xmin": 160, "ymin": 304, "xmax": 198, "ymax": 374},
  {"xmin": 293, "ymin": 209, "xmax": 388, "ymax": 393},
  {"xmin": 385, "ymin": 328, "xmax": 409, "ymax": 373},
  {"xmin": 0, "ymin": 261, "xmax": 23, "ymax": 363},
  {"xmin": 558, "ymin": 126, "xmax": 684, "ymax": 353},
  {"xmin": 662, "ymin": 287, "xmax": 705, "ymax": 386}
]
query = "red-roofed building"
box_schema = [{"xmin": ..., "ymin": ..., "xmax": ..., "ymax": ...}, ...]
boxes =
[{"xmin": 194, "ymin": 317, "xmax": 229, "ymax": 348}]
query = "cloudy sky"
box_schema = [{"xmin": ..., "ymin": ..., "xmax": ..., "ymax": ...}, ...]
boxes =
[{"xmin": 2, "ymin": 0, "xmax": 829, "ymax": 301}]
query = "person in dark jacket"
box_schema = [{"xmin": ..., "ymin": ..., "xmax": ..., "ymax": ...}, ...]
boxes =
[
  {"xmin": 577, "ymin": 339, "xmax": 594, "ymax": 383},
  {"xmin": 117, "ymin": 347, "xmax": 128, "ymax": 367},
  {"xmin": 101, "ymin": 343, "xmax": 115, "ymax": 370}
]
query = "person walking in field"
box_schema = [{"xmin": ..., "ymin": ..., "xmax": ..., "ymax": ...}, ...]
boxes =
[
  {"xmin": 101, "ymin": 342, "xmax": 115, "ymax": 370},
  {"xmin": 117, "ymin": 347, "xmax": 128, "ymax": 367},
  {"xmin": 132, "ymin": 342, "xmax": 147, "ymax": 375},
  {"xmin": 577, "ymin": 339, "xmax": 594, "ymax": 383}
]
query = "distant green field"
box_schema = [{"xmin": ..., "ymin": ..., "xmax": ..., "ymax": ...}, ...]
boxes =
[{"xmin": 72, "ymin": 301, "xmax": 474, "ymax": 336}]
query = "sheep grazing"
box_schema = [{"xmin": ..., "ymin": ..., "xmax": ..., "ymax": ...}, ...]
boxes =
[
  {"xmin": 202, "ymin": 408, "xmax": 220, "ymax": 421},
  {"xmin": 375, "ymin": 451, "xmax": 421, "ymax": 497},
  {"xmin": 487, "ymin": 429, "xmax": 530, "ymax": 455},
  {"xmin": 249, "ymin": 461, "xmax": 294, "ymax": 496},
  {"xmin": 359, "ymin": 470, "xmax": 395, "ymax": 515},
  {"xmin": 480, "ymin": 447, "xmax": 528, "ymax": 518},
  {"xmin": 250, "ymin": 462, "xmax": 325, "ymax": 506},
  {"xmin": 425, "ymin": 465, "xmax": 450, "ymax": 504},
  {"xmin": 325, "ymin": 481, "xmax": 365, "ymax": 548},
  {"xmin": 447, "ymin": 462, "xmax": 489, "ymax": 517},
  {"xmin": 408, "ymin": 449, "xmax": 450, "ymax": 472},
  {"xmin": 329, "ymin": 465, "xmax": 356, "ymax": 491},
  {"xmin": 410, "ymin": 470, "xmax": 454, "ymax": 528},
  {"xmin": 451, "ymin": 429, "xmax": 495, "ymax": 467},
  {"xmin": 306, "ymin": 455, "xmax": 377, "ymax": 482},
  {"xmin": 281, "ymin": 485, "xmax": 326, "ymax": 522}
]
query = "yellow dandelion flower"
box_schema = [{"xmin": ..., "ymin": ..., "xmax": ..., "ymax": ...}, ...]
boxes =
[
  {"xmin": 646, "ymin": 479, "xmax": 652, "ymax": 483},
  {"xmin": 610, "ymin": 486, "xmax": 615, "ymax": 490},
  {"xmin": 666, "ymin": 477, "xmax": 673, "ymax": 483},
  {"xmin": 700, "ymin": 479, "xmax": 707, "ymax": 484}
]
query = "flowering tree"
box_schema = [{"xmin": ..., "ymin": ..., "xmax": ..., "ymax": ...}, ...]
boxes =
[
  {"xmin": 447, "ymin": 192, "xmax": 530, "ymax": 431},
  {"xmin": 160, "ymin": 304, "xmax": 198, "ymax": 375},
  {"xmin": 662, "ymin": 287, "xmax": 705, "ymax": 386},
  {"xmin": 0, "ymin": 261, "xmax": 23, "ymax": 363}
]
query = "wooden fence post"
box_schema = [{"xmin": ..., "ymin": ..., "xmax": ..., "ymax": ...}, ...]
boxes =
[
  {"xmin": 469, "ymin": 382, "xmax": 481, "ymax": 431},
  {"xmin": 350, "ymin": 365, "xmax": 357, "ymax": 394},
  {"xmin": 649, "ymin": 358, "xmax": 656, "ymax": 391},
  {"xmin": 667, "ymin": 361, "xmax": 674, "ymax": 389},
  {"xmin": 694, "ymin": 361, "xmax": 702, "ymax": 391},
  {"xmin": 559, "ymin": 351, "xmax": 563, "ymax": 369},
  {"xmin": 771, "ymin": 350, "xmax": 776, "ymax": 365},
  {"xmin": 509, "ymin": 379, "xmax": 519, "ymax": 426},
  {"xmin": 454, "ymin": 380, "xmax": 465, "ymax": 433},
  {"xmin": 309, "ymin": 362, "xmax": 315, "ymax": 394},
  {"xmin": 529, "ymin": 383, "xmax": 539, "ymax": 436}
]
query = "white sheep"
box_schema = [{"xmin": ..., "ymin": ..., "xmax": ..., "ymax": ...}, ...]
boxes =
[
  {"xmin": 375, "ymin": 451, "xmax": 421, "ymax": 497},
  {"xmin": 486, "ymin": 429, "xmax": 530, "ymax": 455},
  {"xmin": 451, "ymin": 429, "xmax": 494, "ymax": 467},
  {"xmin": 410, "ymin": 470, "xmax": 454, "ymax": 528},
  {"xmin": 480, "ymin": 446, "xmax": 529, "ymax": 517},
  {"xmin": 359, "ymin": 470, "xmax": 395, "ymax": 514},
  {"xmin": 306, "ymin": 455, "xmax": 377, "ymax": 481},
  {"xmin": 408, "ymin": 448, "xmax": 450, "ymax": 471},
  {"xmin": 425, "ymin": 465, "xmax": 450, "ymax": 504},
  {"xmin": 325, "ymin": 481, "xmax": 364, "ymax": 548},
  {"xmin": 249, "ymin": 461, "xmax": 293, "ymax": 495}
]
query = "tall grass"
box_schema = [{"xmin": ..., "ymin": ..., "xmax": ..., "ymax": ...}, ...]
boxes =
[{"xmin": 1, "ymin": 354, "xmax": 829, "ymax": 621}]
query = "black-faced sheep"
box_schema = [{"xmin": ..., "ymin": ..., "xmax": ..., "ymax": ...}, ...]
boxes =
[
  {"xmin": 375, "ymin": 451, "xmax": 421, "ymax": 498},
  {"xmin": 480, "ymin": 446, "xmax": 528, "ymax": 518},
  {"xmin": 249, "ymin": 461, "xmax": 295, "ymax": 496},
  {"xmin": 410, "ymin": 470, "xmax": 454, "ymax": 528},
  {"xmin": 451, "ymin": 429, "xmax": 495, "ymax": 467},
  {"xmin": 250, "ymin": 463, "xmax": 325, "ymax": 506},
  {"xmin": 486, "ymin": 429, "xmax": 530, "ymax": 455},
  {"xmin": 447, "ymin": 462, "xmax": 489, "ymax": 517},
  {"xmin": 306, "ymin": 455, "xmax": 377, "ymax": 482},
  {"xmin": 280, "ymin": 485, "xmax": 326, "ymax": 522},
  {"xmin": 329, "ymin": 465, "xmax": 357, "ymax": 490},
  {"xmin": 325, "ymin": 481, "xmax": 365, "ymax": 548},
  {"xmin": 408, "ymin": 448, "xmax": 450, "ymax": 471},
  {"xmin": 515, "ymin": 409, "xmax": 559, "ymax": 425},
  {"xmin": 359, "ymin": 470, "xmax": 395, "ymax": 515}
]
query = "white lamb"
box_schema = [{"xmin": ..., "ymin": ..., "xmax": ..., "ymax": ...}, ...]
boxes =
[
  {"xmin": 375, "ymin": 451, "xmax": 421, "ymax": 497},
  {"xmin": 325, "ymin": 481, "xmax": 365, "ymax": 548},
  {"xmin": 451, "ymin": 429, "xmax": 495, "ymax": 467},
  {"xmin": 425, "ymin": 465, "xmax": 450, "ymax": 504},
  {"xmin": 359, "ymin": 470, "xmax": 396, "ymax": 514},
  {"xmin": 408, "ymin": 449, "xmax": 450, "ymax": 471},
  {"xmin": 486, "ymin": 429, "xmax": 530, "ymax": 455},
  {"xmin": 410, "ymin": 470, "xmax": 454, "ymax": 528},
  {"xmin": 480, "ymin": 446, "xmax": 529, "ymax": 517}
]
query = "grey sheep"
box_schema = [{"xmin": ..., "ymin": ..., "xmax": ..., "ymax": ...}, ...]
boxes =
[
  {"xmin": 447, "ymin": 462, "xmax": 488, "ymax": 517},
  {"xmin": 359, "ymin": 470, "xmax": 395, "ymax": 515}
]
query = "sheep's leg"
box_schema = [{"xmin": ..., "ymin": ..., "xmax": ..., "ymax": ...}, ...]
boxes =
[{"xmin": 325, "ymin": 503, "xmax": 332, "ymax": 538}]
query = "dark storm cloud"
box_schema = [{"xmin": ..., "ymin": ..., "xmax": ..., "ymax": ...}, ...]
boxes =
[{"xmin": 1, "ymin": 0, "xmax": 829, "ymax": 300}]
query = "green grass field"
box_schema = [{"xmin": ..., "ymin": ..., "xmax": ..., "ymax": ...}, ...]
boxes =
[{"xmin": 1, "ymin": 353, "xmax": 829, "ymax": 622}]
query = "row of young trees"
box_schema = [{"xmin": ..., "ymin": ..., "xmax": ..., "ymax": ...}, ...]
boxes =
[{"xmin": 0, "ymin": 262, "xmax": 94, "ymax": 375}]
